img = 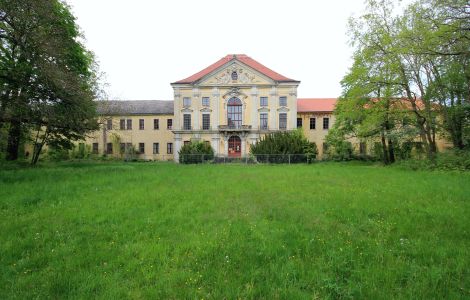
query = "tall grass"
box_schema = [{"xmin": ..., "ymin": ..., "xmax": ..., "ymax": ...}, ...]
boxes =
[{"xmin": 0, "ymin": 162, "xmax": 469, "ymax": 298}]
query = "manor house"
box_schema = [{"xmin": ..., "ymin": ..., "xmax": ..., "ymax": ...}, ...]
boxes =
[{"xmin": 86, "ymin": 54, "xmax": 338, "ymax": 161}]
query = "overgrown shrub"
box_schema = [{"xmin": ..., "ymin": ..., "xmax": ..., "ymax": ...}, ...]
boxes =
[
  {"xmin": 70, "ymin": 143, "xmax": 91, "ymax": 159},
  {"xmin": 179, "ymin": 141, "xmax": 214, "ymax": 164},
  {"xmin": 47, "ymin": 146, "xmax": 71, "ymax": 161},
  {"xmin": 326, "ymin": 140, "xmax": 354, "ymax": 161},
  {"xmin": 250, "ymin": 130, "xmax": 317, "ymax": 163},
  {"xmin": 397, "ymin": 149, "xmax": 470, "ymax": 171}
]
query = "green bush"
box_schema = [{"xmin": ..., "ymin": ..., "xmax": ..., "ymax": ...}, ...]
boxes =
[
  {"xmin": 179, "ymin": 141, "xmax": 214, "ymax": 164},
  {"xmin": 47, "ymin": 146, "xmax": 71, "ymax": 161},
  {"xmin": 250, "ymin": 130, "xmax": 317, "ymax": 163},
  {"xmin": 397, "ymin": 149, "xmax": 470, "ymax": 171},
  {"xmin": 326, "ymin": 140, "xmax": 354, "ymax": 161}
]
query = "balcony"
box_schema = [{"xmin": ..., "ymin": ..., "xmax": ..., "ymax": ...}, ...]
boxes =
[{"xmin": 218, "ymin": 124, "xmax": 252, "ymax": 132}]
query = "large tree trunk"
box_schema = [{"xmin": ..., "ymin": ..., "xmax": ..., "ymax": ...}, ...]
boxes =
[
  {"xmin": 388, "ymin": 138, "xmax": 395, "ymax": 163},
  {"xmin": 31, "ymin": 142, "xmax": 44, "ymax": 165},
  {"xmin": 381, "ymin": 130, "xmax": 390, "ymax": 164},
  {"xmin": 6, "ymin": 119, "xmax": 21, "ymax": 160}
]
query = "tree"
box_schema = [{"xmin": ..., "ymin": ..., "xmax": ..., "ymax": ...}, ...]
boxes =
[
  {"xmin": 0, "ymin": 0, "xmax": 100, "ymax": 164},
  {"xmin": 331, "ymin": 0, "xmax": 469, "ymax": 163}
]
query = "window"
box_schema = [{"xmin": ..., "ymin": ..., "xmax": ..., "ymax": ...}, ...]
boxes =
[
  {"xmin": 204, "ymin": 141, "xmax": 210, "ymax": 147},
  {"xmin": 260, "ymin": 113, "xmax": 268, "ymax": 130},
  {"xmin": 227, "ymin": 97, "xmax": 242, "ymax": 128},
  {"xmin": 231, "ymin": 71, "xmax": 238, "ymax": 80},
  {"xmin": 120, "ymin": 143, "xmax": 125, "ymax": 153},
  {"xmin": 153, "ymin": 143, "xmax": 159, "ymax": 154},
  {"xmin": 360, "ymin": 142, "xmax": 367, "ymax": 155},
  {"xmin": 183, "ymin": 114, "xmax": 191, "ymax": 130},
  {"xmin": 127, "ymin": 119, "xmax": 132, "ymax": 130},
  {"xmin": 126, "ymin": 143, "xmax": 132, "ymax": 152},
  {"xmin": 154, "ymin": 119, "xmax": 159, "ymax": 130},
  {"xmin": 322, "ymin": 143, "xmax": 328, "ymax": 153},
  {"xmin": 202, "ymin": 114, "xmax": 210, "ymax": 130},
  {"xmin": 202, "ymin": 97, "xmax": 210, "ymax": 106},
  {"xmin": 297, "ymin": 118, "xmax": 302, "ymax": 128},
  {"xmin": 106, "ymin": 143, "xmax": 113, "ymax": 154},
  {"xmin": 279, "ymin": 96, "xmax": 287, "ymax": 107},
  {"xmin": 310, "ymin": 117, "xmax": 316, "ymax": 130},
  {"xmin": 279, "ymin": 113, "xmax": 287, "ymax": 130},
  {"xmin": 323, "ymin": 117, "xmax": 329, "ymax": 130},
  {"xmin": 167, "ymin": 143, "xmax": 173, "ymax": 154},
  {"xmin": 139, "ymin": 119, "xmax": 144, "ymax": 130},
  {"xmin": 260, "ymin": 97, "xmax": 268, "ymax": 107},
  {"xmin": 92, "ymin": 143, "xmax": 98, "ymax": 154},
  {"xmin": 106, "ymin": 119, "xmax": 112, "ymax": 130},
  {"xmin": 120, "ymin": 119, "xmax": 125, "ymax": 130},
  {"xmin": 183, "ymin": 97, "xmax": 191, "ymax": 107},
  {"xmin": 184, "ymin": 141, "xmax": 190, "ymax": 146},
  {"xmin": 167, "ymin": 119, "xmax": 172, "ymax": 130},
  {"xmin": 138, "ymin": 143, "xmax": 145, "ymax": 154}
]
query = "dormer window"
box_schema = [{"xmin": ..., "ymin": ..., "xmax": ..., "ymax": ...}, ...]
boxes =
[{"xmin": 231, "ymin": 71, "xmax": 238, "ymax": 80}]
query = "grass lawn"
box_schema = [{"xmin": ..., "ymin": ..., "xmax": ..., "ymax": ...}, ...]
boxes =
[{"xmin": 0, "ymin": 161, "xmax": 469, "ymax": 299}]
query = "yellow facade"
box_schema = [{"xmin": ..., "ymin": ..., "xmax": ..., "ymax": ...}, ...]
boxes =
[
  {"xmin": 171, "ymin": 58, "xmax": 299, "ymax": 161},
  {"xmin": 84, "ymin": 114, "xmax": 174, "ymax": 161},
  {"xmin": 298, "ymin": 112, "xmax": 336, "ymax": 158},
  {"xmin": 80, "ymin": 55, "xmax": 451, "ymax": 162}
]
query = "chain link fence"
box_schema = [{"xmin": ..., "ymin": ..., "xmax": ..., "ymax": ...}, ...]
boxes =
[{"xmin": 179, "ymin": 154, "xmax": 316, "ymax": 164}]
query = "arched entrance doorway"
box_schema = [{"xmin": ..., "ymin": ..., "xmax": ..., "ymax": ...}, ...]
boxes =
[{"xmin": 228, "ymin": 136, "xmax": 241, "ymax": 157}]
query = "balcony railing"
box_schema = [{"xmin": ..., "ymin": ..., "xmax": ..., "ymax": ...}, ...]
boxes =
[{"xmin": 218, "ymin": 125, "xmax": 252, "ymax": 131}]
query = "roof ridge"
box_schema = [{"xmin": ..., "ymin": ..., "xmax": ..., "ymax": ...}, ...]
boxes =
[{"xmin": 172, "ymin": 54, "xmax": 298, "ymax": 84}]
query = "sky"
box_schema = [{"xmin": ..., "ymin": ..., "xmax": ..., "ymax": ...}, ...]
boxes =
[{"xmin": 65, "ymin": 0, "xmax": 382, "ymax": 100}]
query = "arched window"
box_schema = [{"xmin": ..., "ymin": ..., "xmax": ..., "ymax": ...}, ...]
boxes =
[{"xmin": 227, "ymin": 97, "xmax": 242, "ymax": 129}]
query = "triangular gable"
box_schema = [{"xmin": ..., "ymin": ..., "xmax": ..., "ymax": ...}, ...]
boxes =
[
  {"xmin": 199, "ymin": 60, "xmax": 275, "ymax": 86},
  {"xmin": 172, "ymin": 54, "xmax": 299, "ymax": 84}
]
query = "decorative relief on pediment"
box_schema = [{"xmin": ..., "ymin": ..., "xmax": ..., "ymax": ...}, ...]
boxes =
[
  {"xmin": 258, "ymin": 107, "xmax": 270, "ymax": 112},
  {"xmin": 215, "ymin": 65, "xmax": 256, "ymax": 84},
  {"xmin": 181, "ymin": 108, "xmax": 193, "ymax": 113},
  {"xmin": 200, "ymin": 62, "xmax": 271, "ymax": 86},
  {"xmin": 277, "ymin": 107, "xmax": 290, "ymax": 112}
]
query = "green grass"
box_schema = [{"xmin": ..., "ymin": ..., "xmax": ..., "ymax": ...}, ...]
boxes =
[{"xmin": 0, "ymin": 161, "xmax": 469, "ymax": 299}]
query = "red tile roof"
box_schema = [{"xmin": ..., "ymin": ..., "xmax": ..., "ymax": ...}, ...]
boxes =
[
  {"xmin": 173, "ymin": 54, "xmax": 299, "ymax": 84},
  {"xmin": 297, "ymin": 98, "xmax": 337, "ymax": 112}
]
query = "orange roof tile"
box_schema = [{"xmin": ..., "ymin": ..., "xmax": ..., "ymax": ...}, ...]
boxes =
[
  {"xmin": 173, "ymin": 54, "xmax": 299, "ymax": 84},
  {"xmin": 297, "ymin": 98, "xmax": 337, "ymax": 112}
]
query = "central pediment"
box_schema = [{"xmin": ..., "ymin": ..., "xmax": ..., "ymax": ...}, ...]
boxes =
[
  {"xmin": 171, "ymin": 54, "xmax": 299, "ymax": 86},
  {"xmin": 199, "ymin": 61, "xmax": 274, "ymax": 86}
]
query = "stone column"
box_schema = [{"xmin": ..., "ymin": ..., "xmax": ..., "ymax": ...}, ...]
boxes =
[
  {"xmin": 193, "ymin": 88, "xmax": 200, "ymax": 130},
  {"xmin": 241, "ymin": 135, "xmax": 246, "ymax": 157},
  {"xmin": 223, "ymin": 135, "xmax": 229, "ymax": 157},
  {"xmin": 174, "ymin": 134, "xmax": 182, "ymax": 162},
  {"xmin": 173, "ymin": 88, "xmax": 181, "ymax": 130},
  {"xmin": 269, "ymin": 86, "xmax": 277, "ymax": 130},
  {"xmin": 289, "ymin": 86, "xmax": 298, "ymax": 130},
  {"xmin": 251, "ymin": 86, "xmax": 258, "ymax": 129},
  {"xmin": 211, "ymin": 136, "xmax": 220, "ymax": 156},
  {"xmin": 212, "ymin": 87, "xmax": 220, "ymax": 129}
]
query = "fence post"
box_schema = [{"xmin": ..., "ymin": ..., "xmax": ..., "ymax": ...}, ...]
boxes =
[{"xmin": 288, "ymin": 154, "xmax": 290, "ymax": 165}]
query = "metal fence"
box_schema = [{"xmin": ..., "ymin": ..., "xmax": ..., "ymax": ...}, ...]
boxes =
[{"xmin": 178, "ymin": 154, "xmax": 316, "ymax": 164}]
